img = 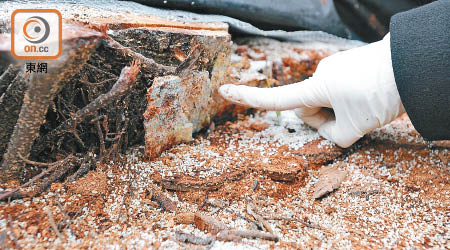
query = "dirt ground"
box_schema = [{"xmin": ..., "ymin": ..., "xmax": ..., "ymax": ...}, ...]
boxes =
[{"xmin": 1, "ymin": 110, "xmax": 449, "ymax": 249}]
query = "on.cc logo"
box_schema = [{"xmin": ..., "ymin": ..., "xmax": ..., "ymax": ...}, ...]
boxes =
[{"xmin": 22, "ymin": 16, "xmax": 50, "ymax": 44}]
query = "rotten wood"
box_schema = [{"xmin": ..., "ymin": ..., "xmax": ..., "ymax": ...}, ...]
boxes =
[
  {"xmin": 313, "ymin": 164, "xmax": 348, "ymax": 199},
  {"xmin": 161, "ymin": 169, "xmax": 246, "ymax": 192},
  {"xmin": 148, "ymin": 187, "xmax": 177, "ymax": 212},
  {"xmin": 174, "ymin": 212, "xmax": 196, "ymax": 224},
  {"xmin": 194, "ymin": 213, "xmax": 228, "ymax": 235}
]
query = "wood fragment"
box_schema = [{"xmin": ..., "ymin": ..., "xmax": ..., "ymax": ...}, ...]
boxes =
[
  {"xmin": 313, "ymin": 164, "xmax": 347, "ymax": 199},
  {"xmin": 95, "ymin": 120, "xmax": 106, "ymax": 162},
  {"xmin": 161, "ymin": 169, "xmax": 246, "ymax": 191},
  {"xmin": 149, "ymin": 187, "xmax": 177, "ymax": 212},
  {"xmin": 206, "ymin": 199, "xmax": 228, "ymax": 208},
  {"xmin": 224, "ymin": 208, "xmax": 263, "ymax": 231},
  {"xmin": 172, "ymin": 48, "xmax": 187, "ymax": 62},
  {"xmin": 248, "ymin": 121, "xmax": 269, "ymax": 131},
  {"xmin": 175, "ymin": 212, "xmax": 196, "ymax": 224},
  {"xmin": 217, "ymin": 229, "xmax": 279, "ymax": 242},
  {"xmin": 175, "ymin": 231, "xmax": 214, "ymax": 245},
  {"xmin": 252, "ymin": 180, "xmax": 259, "ymax": 191},
  {"xmin": 194, "ymin": 213, "xmax": 228, "ymax": 235},
  {"xmin": 257, "ymin": 163, "xmax": 299, "ymax": 182}
]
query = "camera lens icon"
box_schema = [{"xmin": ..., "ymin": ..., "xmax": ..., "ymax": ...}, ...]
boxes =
[{"xmin": 23, "ymin": 16, "xmax": 50, "ymax": 44}]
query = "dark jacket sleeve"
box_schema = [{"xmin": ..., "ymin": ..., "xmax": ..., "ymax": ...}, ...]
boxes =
[{"xmin": 390, "ymin": 0, "xmax": 450, "ymax": 140}]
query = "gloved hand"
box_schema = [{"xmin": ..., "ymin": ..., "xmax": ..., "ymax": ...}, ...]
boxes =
[{"xmin": 219, "ymin": 33, "xmax": 405, "ymax": 148}]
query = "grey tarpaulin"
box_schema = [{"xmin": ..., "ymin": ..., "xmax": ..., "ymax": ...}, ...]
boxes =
[
  {"xmin": 0, "ymin": 0, "xmax": 366, "ymax": 48},
  {"xmin": 133, "ymin": 0, "xmax": 351, "ymax": 37}
]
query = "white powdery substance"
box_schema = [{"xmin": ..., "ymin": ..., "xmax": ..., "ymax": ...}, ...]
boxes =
[{"xmin": 251, "ymin": 111, "xmax": 323, "ymax": 150}]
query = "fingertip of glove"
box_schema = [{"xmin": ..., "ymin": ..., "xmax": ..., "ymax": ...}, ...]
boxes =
[
  {"xmin": 219, "ymin": 84, "xmax": 244, "ymax": 103},
  {"xmin": 219, "ymin": 84, "xmax": 233, "ymax": 98}
]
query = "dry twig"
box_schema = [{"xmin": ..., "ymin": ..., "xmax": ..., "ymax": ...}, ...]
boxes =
[
  {"xmin": 224, "ymin": 208, "xmax": 263, "ymax": 231},
  {"xmin": 175, "ymin": 231, "xmax": 214, "ymax": 245},
  {"xmin": 264, "ymin": 216, "xmax": 327, "ymax": 232},
  {"xmin": 217, "ymin": 229, "xmax": 279, "ymax": 242},
  {"xmin": 95, "ymin": 120, "xmax": 106, "ymax": 162},
  {"xmin": 55, "ymin": 200, "xmax": 75, "ymax": 237},
  {"xmin": 7, "ymin": 215, "xmax": 22, "ymax": 250},
  {"xmin": 0, "ymin": 154, "xmax": 75, "ymax": 201},
  {"xmin": 67, "ymin": 153, "xmax": 94, "ymax": 183},
  {"xmin": 246, "ymin": 200, "xmax": 274, "ymax": 234},
  {"xmin": 46, "ymin": 209, "xmax": 63, "ymax": 239}
]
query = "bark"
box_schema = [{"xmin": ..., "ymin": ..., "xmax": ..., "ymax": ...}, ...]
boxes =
[{"xmin": 0, "ymin": 70, "xmax": 27, "ymax": 157}]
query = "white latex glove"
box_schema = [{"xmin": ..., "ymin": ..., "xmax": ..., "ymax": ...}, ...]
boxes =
[{"xmin": 219, "ymin": 34, "xmax": 405, "ymax": 148}]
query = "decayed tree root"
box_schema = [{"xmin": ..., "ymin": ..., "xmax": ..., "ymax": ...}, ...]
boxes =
[
  {"xmin": 31, "ymin": 61, "xmax": 141, "ymax": 157},
  {"xmin": 1, "ymin": 69, "xmax": 72, "ymax": 183},
  {"xmin": 0, "ymin": 69, "xmax": 27, "ymax": 157},
  {"xmin": 1, "ymin": 35, "xmax": 102, "ymax": 183},
  {"xmin": 0, "ymin": 64, "xmax": 20, "ymax": 97}
]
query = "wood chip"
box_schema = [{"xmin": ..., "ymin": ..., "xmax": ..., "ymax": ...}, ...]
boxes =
[
  {"xmin": 175, "ymin": 212, "xmax": 195, "ymax": 224},
  {"xmin": 257, "ymin": 163, "xmax": 299, "ymax": 182},
  {"xmin": 313, "ymin": 165, "xmax": 347, "ymax": 199},
  {"xmin": 249, "ymin": 121, "xmax": 269, "ymax": 131},
  {"xmin": 194, "ymin": 213, "xmax": 228, "ymax": 235},
  {"xmin": 149, "ymin": 188, "xmax": 177, "ymax": 212},
  {"xmin": 161, "ymin": 169, "xmax": 246, "ymax": 191}
]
